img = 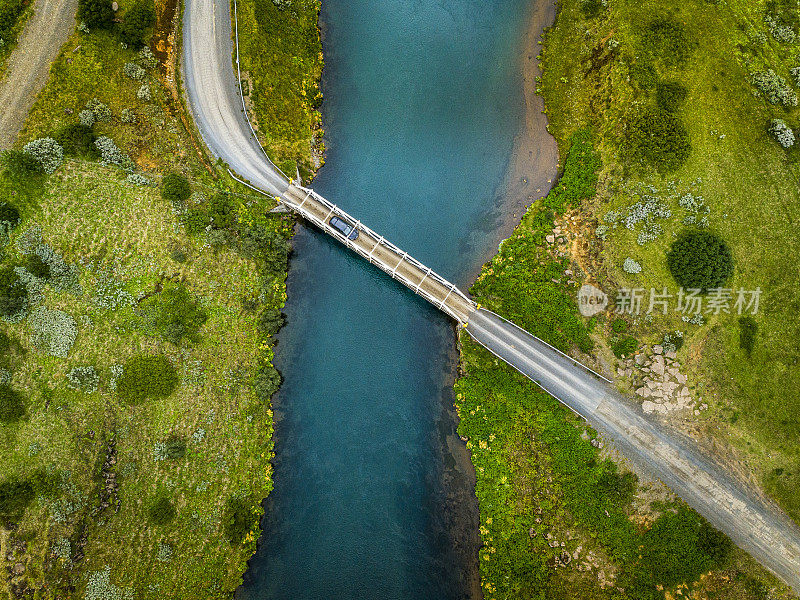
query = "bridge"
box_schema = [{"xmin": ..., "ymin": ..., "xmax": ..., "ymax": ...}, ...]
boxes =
[{"xmin": 181, "ymin": 0, "xmax": 800, "ymax": 591}]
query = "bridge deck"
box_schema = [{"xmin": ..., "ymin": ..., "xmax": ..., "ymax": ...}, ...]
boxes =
[{"xmin": 280, "ymin": 184, "xmax": 476, "ymax": 324}]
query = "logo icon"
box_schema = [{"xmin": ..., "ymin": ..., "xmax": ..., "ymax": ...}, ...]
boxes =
[{"xmin": 578, "ymin": 284, "xmax": 608, "ymax": 316}]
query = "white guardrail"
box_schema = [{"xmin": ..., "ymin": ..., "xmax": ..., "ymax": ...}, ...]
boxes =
[{"xmin": 284, "ymin": 185, "xmax": 476, "ymax": 325}]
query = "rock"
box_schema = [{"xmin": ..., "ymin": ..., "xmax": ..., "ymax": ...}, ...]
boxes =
[
  {"xmin": 564, "ymin": 269, "xmax": 572, "ymax": 276},
  {"xmin": 12, "ymin": 563, "xmax": 24, "ymax": 576},
  {"xmin": 636, "ymin": 387, "xmax": 649, "ymax": 397},
  {"xmin": 112, "ymin": 1, "xmax": 118, "ymax": 9},
  {"xmin": 694, "ymin": 409, "xmax": 701, "ymax": 416},
  {"xmin": 529, "ymin": 527, "xmax": 537, "ymax": 538},
  {"xmin": 665, "ymin": 350, "xmax": 677, "ymax": 360},
  {"xmin": 676, "ymin": 373, "xmax": 687, "ymax": 384},
  {"xmin": 635, "ymin": 354, "xmax": 646, "ymax": 365},
  {"xmin": 651, "ymin": 361, "xmax": 665, "ymax": 376},
  {"xmin": 546, "ymin": 234, "xmax": 555, "ymax": 244},
  {"xmin": 653, "ymin": 345, "xmax": 663, "ymax": 355}
]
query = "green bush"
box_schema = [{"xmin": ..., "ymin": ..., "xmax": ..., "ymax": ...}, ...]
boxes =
[
  {"xmin": 641, "ymin": 17, "xmax": 692, "ymax": 67},
  {"xmin": 78, "ymin": 0, "xmax": 113, "ymax": 29},
  {"xmin": 147, "ymin": 495, "xmax": 177, "ymax": 525},
  {"xmin": 0, "ymin": 477, "xmax": 34, "ymax": 527},
  {"xmin": 116, "ymin": 355, "xmax": 179, "ymax": 404},
  {"xmin": 1, "ymin": 150, "xmax": 42, "ymax": 178},
  {"xmin": 28, "ymin": 306, "xmax": 78, "ymax": 357},
  {"xmin": 738, "ymin": 316, "xmax": 758, "ymax": 357},
  {"xmin": 165, "ymin": 435, "xmax": 186, "ymax": 459},
  {"xmin": 611, "ymin": 318, "xmax": 627, "ymax": 334},
  {"xmin": 253, "ymin": 365, "xmax": 281, "ymax": 402},
  {"xmin": 666, "ymin": 230, "xmax": 734, "ymax": 291},
  {"xmin": 639, "ymin": 506, "xmax": 731, "ymax": 587},
  {"xmin": 544, "ymin": 129, "xmax": 601, "ymax": 212},
  {"xmin": 581, "ymin": 0, "xmax": 605, "ymax": 18},
  {"xmin": 627, "ymin": 108, "xmax": 691, "ymax": 172},
  {"xmin": 656, "ymin": 80, "xmax": 688, "ymax": 113},
  {"xmin": 25, "ymin": 253, "xmax": 51, "ymax": 279},
  {"xmin": 209, "ymin": 192, "xmax": 236, "ymax": 229},
  {"xmin": 0, "ymin": 0, "xmax": 24, "ymax": 40},
  {"xmin": 160, "ymin": 173, "xmax": 191, "ymax": 206},
  {"xmin": 611, "ymin": 335, "xmax": 638, "ymax": 358},
  {"xmin": 0, "ymin": 202, "xmax": 20, "ymax": 227},
  {"xmin": 0, "ymin": 265, "xmax": 28, "ymax": 320},
  {"xmin": 257, "ymin": 307, "xmax": 284, "ymax": 337},
  {"xmin": 223, "ymin": 497, "xmax": 253, "ymax": 545},
  {"xmin": 53, "ymin": 123, "xmax": 98, "ymax": 159},
  {"xmin": 22, "ymin": 138, "xmax": 64, "ymax": 174},
  {"xmin": 119, "ymin": 0, "xmax": 155, "ymax": 48},
  {"xmin": 0, "ymin": 384, "xmax": 25, "ymax": 423},
  {"xmin": 141, "ymin": 281, "xmax": 208, "ymax": 345}
]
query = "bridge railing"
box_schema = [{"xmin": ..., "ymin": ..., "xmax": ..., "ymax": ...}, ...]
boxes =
[{"xmin": 284, "ymin": 185, "xmax": 476, "ymax": 324}]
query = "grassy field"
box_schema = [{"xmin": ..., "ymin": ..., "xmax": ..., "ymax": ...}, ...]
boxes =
[
  {"xmin": 0, "ymin": 0, "xmax": 312, "ymax": 595},
  {"xmin": 536, "ymin": 0, "xmax": 800, "ymax": 524},
  {"xmin": 235, "ymin": 0, "xmax": 323, "ymax": 181}
]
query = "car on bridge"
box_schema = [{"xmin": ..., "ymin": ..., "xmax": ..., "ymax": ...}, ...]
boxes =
[{"xmin": 329, "ymin": 216, "xmax": 359, "ymax": 240}]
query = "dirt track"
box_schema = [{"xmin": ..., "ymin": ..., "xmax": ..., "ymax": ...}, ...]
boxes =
[{"xmin": 0, "ymin": 0, "xmax": 77, "ymax": 149}]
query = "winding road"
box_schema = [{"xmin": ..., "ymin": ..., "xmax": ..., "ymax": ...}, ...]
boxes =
[{"xmin": 180, "ymin": 0, "xmax": 800, "ymax": 592}]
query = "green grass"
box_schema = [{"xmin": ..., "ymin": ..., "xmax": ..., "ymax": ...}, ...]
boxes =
[
  {"xmin": 235, "ymin": 0, "xmax": 323, "ymax": 180},
  {"xmin": 539, "ymin": 0, "xmax": 800, "ymax": 524},
  {"xmin": 0, "ymin": 0, "xmax": 33, "ymax": 79}
]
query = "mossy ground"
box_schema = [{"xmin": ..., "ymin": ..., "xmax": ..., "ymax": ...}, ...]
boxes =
[{"xmin": 0, "ymin": 0, "xmax": 306, "ymax": 596}]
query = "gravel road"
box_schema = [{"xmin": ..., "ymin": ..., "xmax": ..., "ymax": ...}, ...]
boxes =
[{"xmin": 0, "ymin": 0, "xmax": 77, "ymax": 149}]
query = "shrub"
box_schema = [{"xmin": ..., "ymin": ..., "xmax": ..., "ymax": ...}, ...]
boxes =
[
  {"xmin": 85, "ymin": 98, "xmax": 112, "ymax": 122},
  {"xmin": 543, "ymin": 129, "xmax": 600, "ymax": 212},
  {"xmin": 611, "ymin": 335, "xmax": 638, "ymax": 358},
  {"xmin": 581, "ymin": 0, "xmax": 606, "ymax": 18},
  {"xmin": 78, "ymin": 109, "xmax": 96, "ymax": 127},
  {"xmin": 141, "ymin": 281, "xmax": 208, "ymax": 345},
  {"xmin": 223, "ymin": 497, "xmax": 253, "ymax": 544},
  {"xmin": 639, "ymin": 506, "xmax": 731, "ymax": 587},
  {"xmin": 116, "ymin": 354, "xmax": 178, "ymax": 404},
  {"xmin": 627, "ymin": 108, "xmax": 691, "ymax": 172},
  {"xmin": 28, "ymin": 306, "xmax": 78, "ymax": 357},
  {"xmin": 769, "ymin": 118, "xmax": 795, "ymax": 148},
  {"xmin": 22, "ymin": 138, "xmax": 64, "ymax": 174},
  {"xmin": 611, "ymin": 318, "xmax": 627, "ymax": 334},
  {"xmin": 257, "ymin": 307, "xmax": 284, "ymax": 337},
  {"xmin": 656, "ymin": 80, "xmax": 688, "ymax": 113},
  {"xmin": 623, "ymin": 258, "xmax": 642, "ymax": 274},
  {"xmin": 66, "ymin": 366, "xmax": 99, "ymax": 392},
  {"xmin": 210, "ymin": 192, "xmax": 236, "ymax": 229},
  {"xmin": 662, "ymin": 330, "xmax": 684, "ymax": 352},
  {"xmin": 0, "ymin": 384, "xmax": 25, "ymax": 423},
  {"xmin": 78, "ymin": 0, "xmax": 113, "ymax": 28},
  {"xmin": 94, "ymin": 136, "xmax": 135, "ymax": 172},
  {"xmin": 0, "ymin": 266, "xmax": 28, "ymax": 320},
  {"xmin": 0, "ymin": 203, "xmax": 20, "ymax": 228},
  {"xmin": 161, "ymin": 173, "xmax": 191, "ymax": 205},
  {"xmin": 165, "ymin": 435, "xmax": 186, "ymax": 459},
  {"xmin": 53, "ymin": 123, "xmax": 98, "ymax": 158},
  {"xmin": 138, "ymin": 46, "xmax": 158, "ymax": 69},
  {"xmin": 120, "ymin": 108, "xmax": 137, "ymax": 124},
  {"xmin": 119, "ymin": 0, "xmax": 155, "ymax": 47},
  {"xmin": 25, "ymin": 253, "xmax": 51, "ymax": 279},
  {"xmin": 147, "ymin": 495, "xmax": 176, "ymax": 525},
  {"xmin": 641, "ymin": 17, "xmax": 692, "ymax": 66},
  {"xmin": 253, "ymin": 365, "xmax": 281, "ymax": 401},
  {"xmin": 183, "ymin": 207, "xmax": 209, "ymax": 235},
  {"xmin": 667, "ymin": 230, "xmax": 734, "ymax": 292},
  {"xmin": 122, "ymin": 62, "xmax": 146, "ymax": 81},
  {"xmin": 0, "ymin": 478, "xmax": 34, "ymax": 526},
  {"xmin": 751, "ymin": 70, "xmax": 798, "ymax": 107},
  {"xmin": 739, "ymin": 316, "xmax": 758, "ymax": 357},
  {"xmin": 1, "ymin": 149, "xmax": 42, "ymax": 177},
  {"xmin": 137, "ymin": 83, "xmax": 152, "ymax": 101},
  {"xmin": 126, "ymin": 173, "xmax": 152, "ymax": 186}
]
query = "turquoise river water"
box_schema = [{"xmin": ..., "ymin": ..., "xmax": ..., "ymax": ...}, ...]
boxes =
[{"xmin": 238, "ymin": 0, "xmax": 533, "ymax": 597}]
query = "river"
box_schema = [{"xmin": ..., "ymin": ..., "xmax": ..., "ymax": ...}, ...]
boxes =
[{"xmin": 237, "ymin": 0, "xmax": 538, "ymax": 597}]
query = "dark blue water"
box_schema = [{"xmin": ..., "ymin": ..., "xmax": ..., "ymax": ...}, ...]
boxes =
[{"xmin": 239, "ymin": 1, "xmax": 530, "ymax": 598}]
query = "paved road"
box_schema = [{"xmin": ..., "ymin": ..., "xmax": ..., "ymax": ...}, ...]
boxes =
[
  {"xmin": 181, "ymin": 0, "xmax": 800, "ymax": 591},
  {"xmin": 181, "ymin": 0, "xmax": 289, "ymax": 195},
  {"xmin": 0, "ymin": 0, "xmax": 77, "ymax": 149},
  {"xmin": 467, "ymin": 309, "xmax": 800, "ymax": 591}
]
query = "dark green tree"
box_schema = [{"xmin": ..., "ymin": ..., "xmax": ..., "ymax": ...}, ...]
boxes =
[
  {"xmin": 0, "ymin": 266, "xmax": 28, "ymax": 319},
  {"xmin": 54, "ymin": 123, "xmax": 98, "ymax": 158},
  {"xmin": 667, "ymin": 230, "xmax": 734, "ymax": 291},
  {"xmin": 656, "ymin": 80, "xmax": 688, "ymax": 113},
  {"xmin": 119, "ymin": 0, "xmax": 155, "ymax": 48},
  {"xmin": 78, "ymin": 0, "xmax": 114, "ymax": 29},
  {"xmin": 627, "ymin": 108, "xmax": 691, "ymax": 172},
  {"xmin": 160, "ymin": 173, "xmax": 191, "ymax": 206},
  {"xmin": 141, "ymin": 281, "xmax": 208, "ymax": 345},
  {"xmin": 148, "ymin": 495, "xmax": 177, "ymax": 525}
]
